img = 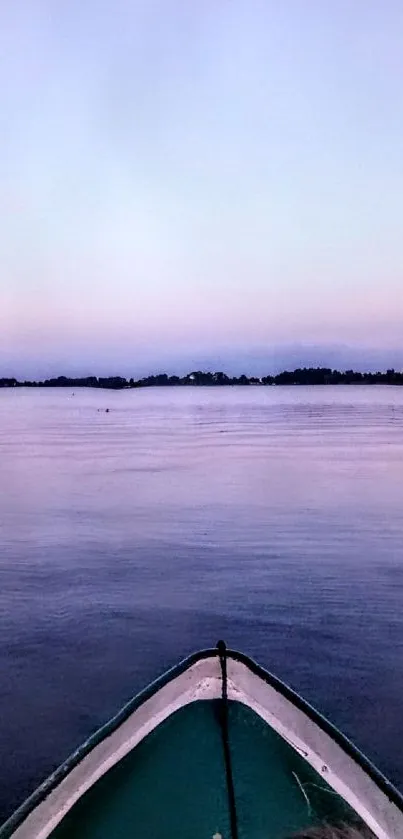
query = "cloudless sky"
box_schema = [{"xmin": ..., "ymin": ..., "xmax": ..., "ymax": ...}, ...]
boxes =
[{"xmin": 2, "ymin": 1, "xmax": 403, "ymax": 376}]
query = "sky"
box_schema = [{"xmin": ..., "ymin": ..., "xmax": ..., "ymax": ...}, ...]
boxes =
[{"xmin": 2, "ymin": 1, "xmax": 403, "ymax": 377}]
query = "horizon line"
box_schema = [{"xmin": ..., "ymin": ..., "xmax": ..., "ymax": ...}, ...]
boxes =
[{"xmin": 2, "ymin": 366, "xmax": 403, "ymax": 390}]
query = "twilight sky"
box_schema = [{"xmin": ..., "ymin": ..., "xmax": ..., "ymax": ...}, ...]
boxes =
[{"xmin": 2, "ymin": 1, "xmax": 403, "ymax": 377}]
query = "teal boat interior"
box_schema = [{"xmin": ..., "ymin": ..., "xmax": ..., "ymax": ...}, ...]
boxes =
[{"xmin": 50, "ymin": 699, "xmax": 359, "ymax": 839}]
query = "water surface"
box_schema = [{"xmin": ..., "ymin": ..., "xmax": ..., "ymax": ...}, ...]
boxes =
[{"xmin": 1, "ymin": 385, "xmax": 403, "ymax": 820}]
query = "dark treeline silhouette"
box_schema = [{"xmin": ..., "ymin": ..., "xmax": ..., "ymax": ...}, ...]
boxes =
[{"xmin": 1, "ymin": 368, "xmax": 403, "ymax": 390}]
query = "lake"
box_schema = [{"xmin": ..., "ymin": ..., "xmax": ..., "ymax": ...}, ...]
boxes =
[{"xmin": 1, "ymin": 385, "xmax": 403, "ymax": 822}]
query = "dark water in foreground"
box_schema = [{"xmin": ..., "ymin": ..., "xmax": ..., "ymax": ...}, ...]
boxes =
[{"xmin": 1, "ymin": 385, "xmax": 403, "ymax": 822}]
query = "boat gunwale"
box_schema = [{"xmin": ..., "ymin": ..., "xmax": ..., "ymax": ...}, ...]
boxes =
[{"xmin": 1, "ymin": 646, "xmax": 403, "ymax": 837}]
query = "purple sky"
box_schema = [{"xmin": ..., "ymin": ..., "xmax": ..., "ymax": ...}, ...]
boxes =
[{"xmin": 2, "ymin": 2, "xmax": 403, "ymax": 376}]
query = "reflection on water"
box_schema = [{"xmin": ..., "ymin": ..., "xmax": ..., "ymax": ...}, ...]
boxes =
[{"xmin": 1, "ymin": 385, "xmax": 403, "ymax": 819}]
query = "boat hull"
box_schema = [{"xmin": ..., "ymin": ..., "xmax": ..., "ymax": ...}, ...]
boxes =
[{"xmin": 1, "ymin": 647, "xmax": 402, "ymax": 839}]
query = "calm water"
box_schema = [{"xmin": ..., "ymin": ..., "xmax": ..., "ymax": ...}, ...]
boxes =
[{"xmin": 1, "ymin": 385, "xmax": 403, "ymax": 821}]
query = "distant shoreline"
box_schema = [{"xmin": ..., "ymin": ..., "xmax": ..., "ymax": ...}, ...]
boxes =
[{"xmin": 1, "ymin": 368, "xmax": 403, "ymax": 390}]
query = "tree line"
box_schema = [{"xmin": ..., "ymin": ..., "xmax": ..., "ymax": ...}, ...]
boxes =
[{"xmin": 1, "ymin": 368, "xmax": 403, "ymax": 390}]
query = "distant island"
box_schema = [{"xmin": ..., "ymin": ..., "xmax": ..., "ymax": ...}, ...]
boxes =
[{"xmin": 1, "ymin": 368, "xmax": 403, "ymax": 390}]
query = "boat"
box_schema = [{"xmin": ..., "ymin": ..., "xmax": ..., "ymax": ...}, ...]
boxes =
[{"xmin": 1, "ymin": 641, "xmax": 402, "ymax": 839}]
